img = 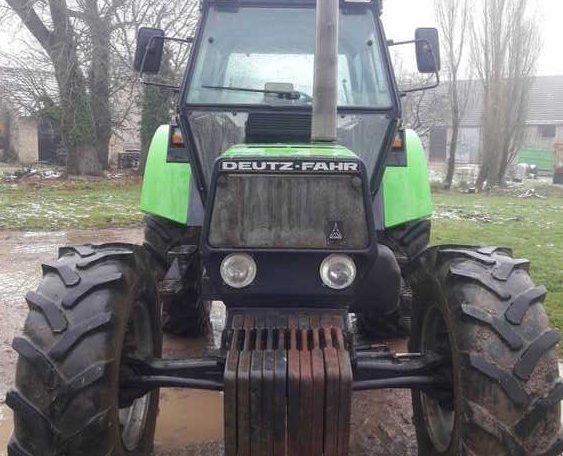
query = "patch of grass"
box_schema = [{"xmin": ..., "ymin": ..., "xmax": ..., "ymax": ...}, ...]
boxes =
[
  {"xmin": 0, "ymin": 178, "xmax": 143, "ymax": 230},
  {"xmin": 431, "ymin": 189, "xmax": 563, "ymax": 333}
]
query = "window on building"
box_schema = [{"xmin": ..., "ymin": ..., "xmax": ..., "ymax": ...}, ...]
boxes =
[{"xmin": 538, "ymin": 125, "xmax": 556, "ymax": 138}]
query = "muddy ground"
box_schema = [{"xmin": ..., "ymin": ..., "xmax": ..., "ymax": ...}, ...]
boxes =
[{"xmin": 0, "ymin": 229, "xmax": 417, "ymax": 455}]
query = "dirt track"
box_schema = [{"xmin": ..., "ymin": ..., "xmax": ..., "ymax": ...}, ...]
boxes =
[{"xmin": 0, "ymin": 229, "xmax": 417, "ymax": 455}]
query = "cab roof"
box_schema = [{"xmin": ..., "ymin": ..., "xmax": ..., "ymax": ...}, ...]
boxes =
[{"xmin": 201, "ymin": 0, "xmax": 382, "ymax": 15}]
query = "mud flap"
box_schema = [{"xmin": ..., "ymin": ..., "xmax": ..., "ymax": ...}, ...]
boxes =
[{"xmin": 223, "ymin": 309, "xmax": 353, "ymax": 456}]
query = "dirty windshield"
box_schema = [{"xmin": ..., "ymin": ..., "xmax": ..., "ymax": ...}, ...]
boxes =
[{"xmin": 186, "ymin": 6, "xmax": 392, "ymax": 108}]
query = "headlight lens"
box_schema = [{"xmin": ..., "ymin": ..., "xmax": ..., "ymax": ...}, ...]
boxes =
[
  {"xmin": 320, "ymin": 254, "xmax": 356, "ymax": 290},
  {"xmin": 220, "ymin": 253, "xmax": 257, "ymax": 288}
]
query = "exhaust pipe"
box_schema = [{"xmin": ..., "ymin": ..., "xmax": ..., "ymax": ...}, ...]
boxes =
[{"xmin": 311, "ymin": 0, "xmax": 339, "ymax": 143}]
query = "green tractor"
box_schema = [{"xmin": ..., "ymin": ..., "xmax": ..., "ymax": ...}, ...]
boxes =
[{"xmin": 8, "ymin": 0, "xmax": 562, "ymax": 455}]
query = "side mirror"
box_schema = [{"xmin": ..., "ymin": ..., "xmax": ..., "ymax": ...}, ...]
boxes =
[
  {"xmin": 134, "ymin": 27, "xmax": 165, "ymax": 74},
  {"xmin": 415, "ymin": 28, "xmax": 441, "ymax": 74}
]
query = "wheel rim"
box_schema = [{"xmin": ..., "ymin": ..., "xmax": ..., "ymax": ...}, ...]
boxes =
[
  {"xmin": 420, "ymin": 306, "xmax": 455, "ymax": 452},
  {"xmin": 119, "ymin": 301, "xmax": 154, "ymax": 451}
]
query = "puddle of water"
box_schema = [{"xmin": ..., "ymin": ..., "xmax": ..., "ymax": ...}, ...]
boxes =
[
  {"xmin": 155, "ymin": 389, "xmax": 223, "ymax": 449},
  {"xmin": 0, "ymin": 405, "xmax": 12, "ymax": 456}
]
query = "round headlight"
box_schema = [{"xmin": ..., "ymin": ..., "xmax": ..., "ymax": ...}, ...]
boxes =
[
  {"xmin": 220, "ymin": 253, "xmax": 257, "ymax": 289},
  {"xmin": 320, "ymin": 254, "xmax": 356, "ymax": 290}
]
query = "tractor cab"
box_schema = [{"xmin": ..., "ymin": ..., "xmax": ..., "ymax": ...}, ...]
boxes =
[{"xmin": 182, "ymin": 0, "xmax": 396, "ymax": 188}]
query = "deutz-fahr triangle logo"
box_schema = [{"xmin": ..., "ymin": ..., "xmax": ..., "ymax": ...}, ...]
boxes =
[{"xmin": 327, "ymin": 221, "xmax": 344, "ymax": 243}]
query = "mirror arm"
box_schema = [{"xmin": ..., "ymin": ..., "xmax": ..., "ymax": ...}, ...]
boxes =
[
  {"xmin": 387, "ymin": 39, "xmax": 416, "ymax": 47},
  {"xmin": 388, "ymin": 38, "xmax": 440, "ymax": 94}
]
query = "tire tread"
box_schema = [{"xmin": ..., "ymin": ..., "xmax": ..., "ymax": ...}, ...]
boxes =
[
  {"xmin": 412, "ymin": 246, "xmax": 561, "ymax": 455},
  {"xmin": 9, "ymin": 244, "xmax": 160, "ymax": 455},
  {"xmin": 513, "ymin": 330, "xmax": 561, "ymax": 381},
  {"xmin": 25, "ymin": 291, "xmax": 68, "ymax": 333},
  {"xmin": 48, "ymin": 312, "xmax": 113, "ymax": 360},
  {"xmin": 61, "ymin": 272, "xmax": 123, "ymax": 309},
  {"xmin": 505, "ymin": 286, "xmax": 548, "ymax": 325}
]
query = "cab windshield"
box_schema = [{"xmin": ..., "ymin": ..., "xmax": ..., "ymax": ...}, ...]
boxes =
[{"xmin": 186, "ymin": 6, "xmax": 392, "ymax": 109}]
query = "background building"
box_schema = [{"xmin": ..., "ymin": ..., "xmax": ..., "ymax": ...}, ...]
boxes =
[{"xmin": 429, "ymin": 75, "xmax": 563, "ymax": 171}]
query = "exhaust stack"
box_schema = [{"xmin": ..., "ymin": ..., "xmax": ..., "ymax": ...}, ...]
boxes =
[{"xmin": 311, "ymin": 0, "xmax": 339, "ymax": 143}]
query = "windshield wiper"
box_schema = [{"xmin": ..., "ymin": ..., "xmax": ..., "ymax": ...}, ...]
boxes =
[{"xmin": 201, "ymin": 85, "xmax": 313, "ymax": 102}]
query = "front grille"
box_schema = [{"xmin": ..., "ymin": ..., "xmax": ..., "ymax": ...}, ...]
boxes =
[{"xmin": 209, "ymin": 173, "xmax": 368, "ymax": 249}]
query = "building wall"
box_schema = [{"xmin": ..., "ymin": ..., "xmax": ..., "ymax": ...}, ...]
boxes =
[
  {"xmin": 10, "ymin": 116, "xmax": 38, "ymax": 164},
  {"xmin": 518, "ymin": 124, "xmax": 563, "ymax": 170},
  {"xmin": 521, "ymin": 124, "xmax": 563, "ymax": 149},
  {"xmin": 108, "ymin": 106, "xmax": 141, "ymax": 165},
  {"xmin": 440, "ymin": 124, "xmax": 563, "ymax": 168},
  {"xmin": 452, "ymin": 127, "xmax": 480, "ymax": 164},
  {"xmin": 1, "ymin": 106, "xmax": 143, "ymax": 167}
]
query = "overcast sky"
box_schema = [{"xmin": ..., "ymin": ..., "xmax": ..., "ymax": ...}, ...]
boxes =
[
  {"xmin": 382, "ymin": 0, "xmax": 563, "ymax": 77},
  {"xmin": 1, "ymin": 0, "xmax": 562, "ymax": 77}
]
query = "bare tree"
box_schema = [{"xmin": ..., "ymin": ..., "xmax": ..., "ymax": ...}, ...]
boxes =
[
  {"xmin": 0, "ymin": 50, "xmax": 57, "ymax": 116},
  {"xmin": 435, "ymin": 0, "xmax": 470, "ymax": 189},
  {"xmin": 1, "ymin": 0, "xmax": 198, "ymax": 174},
  {"xmin": 401, "ymin": 81, "xmax": 447, "ymax": 142},
  {"xmin": 471, "ymin": 0, "xmax": 540, "ymax": 190},
  {"xmin": 4, "ymin": 0, "xmax": 102, "ymax": 174}
]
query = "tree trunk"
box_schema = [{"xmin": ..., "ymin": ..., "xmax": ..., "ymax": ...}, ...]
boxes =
[
  {"xmin": 67, "ymin": 145, "xmax": 101, "ymax": 175},
  {"xmin": 51, "ymin": 37, "xmax": 100, "ymax": 175},
  {"xmin": 444, "ymin": 81, "xmax": 461, "ymax": 190},
  {"xmin": 444, "ymin": 123, "xmax": 459, "ymax": 189},
  {"xmin": 85, "ymin": 2, "xmax": 112, "ymax": 170}
]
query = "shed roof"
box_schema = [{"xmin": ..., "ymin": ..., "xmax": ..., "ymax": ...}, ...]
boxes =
[{"xmin": 440, "ymin": 75, "xmax": 563, "ymax": 127}]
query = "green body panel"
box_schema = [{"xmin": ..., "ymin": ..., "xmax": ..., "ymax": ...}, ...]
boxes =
[
  {"xmin": 140, "ymin": 125, "xmax": 192, "ymax": 224},
  {"xmin": 518, "ymin": 148, "xmax": 553, "ymax": 171},
  {"xmin": 222, "ymin": 143, "xmax": 357, "ymax": 158},
  {"xmin": 140, "ymin": 126, "xmax": 431, "ymax": 229},
  {"xmin": 382, "ymin": 129, "xmax": 432, "ymax": 228}
]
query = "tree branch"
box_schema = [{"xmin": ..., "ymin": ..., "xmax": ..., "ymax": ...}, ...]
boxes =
[{"xmin": 4, "ymin": 0, "xmax": 52, "ymax": 49}]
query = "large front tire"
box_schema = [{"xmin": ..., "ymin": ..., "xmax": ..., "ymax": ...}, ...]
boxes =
[
  {"xmin": 8, "ymin": 244, "xmax": 161, "ymax": 456},
  {"xmin": 411, "ymin": 247, "xmax": 562, "ymax": 455}
]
